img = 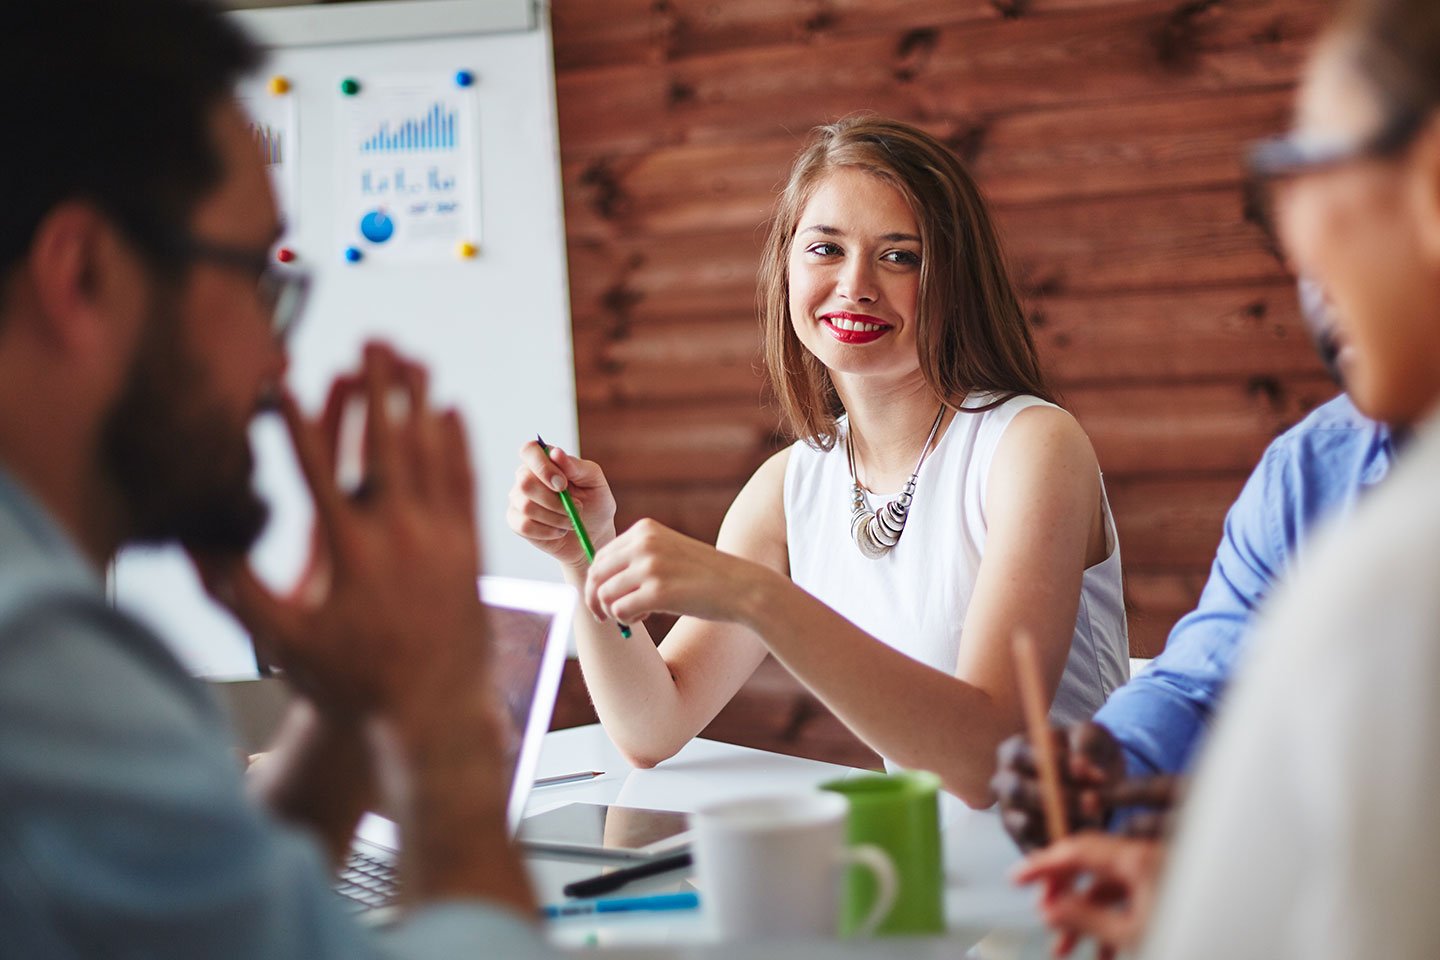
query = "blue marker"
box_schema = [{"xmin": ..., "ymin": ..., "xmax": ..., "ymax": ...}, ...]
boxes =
[{"xmin": 541, "ymin": 891, "xmax": 699, "ymax": 919}]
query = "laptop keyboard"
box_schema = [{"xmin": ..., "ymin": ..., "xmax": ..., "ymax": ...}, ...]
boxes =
[{"xmin": 336, "ymin": 849, "xmax": 399, "ymax": 912}]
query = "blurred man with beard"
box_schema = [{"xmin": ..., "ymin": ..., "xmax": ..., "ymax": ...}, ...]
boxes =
[
  {"xmin": 1010, "ymin": 0, "xmax": 1440, "ymax": 953},
  {"xmin": 0, "ymin": 1, "xmax": 553, "ymax": 957}
]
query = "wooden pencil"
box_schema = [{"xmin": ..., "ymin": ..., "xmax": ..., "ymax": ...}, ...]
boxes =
[{"xmin": 1012, "ymin": 632, "xmax": 1068, "ymax": 842}]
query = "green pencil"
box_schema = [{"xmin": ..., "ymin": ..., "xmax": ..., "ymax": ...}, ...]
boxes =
[{"xmin": 537, "ymin": 435, "xmax": 631, "ymax": 639}]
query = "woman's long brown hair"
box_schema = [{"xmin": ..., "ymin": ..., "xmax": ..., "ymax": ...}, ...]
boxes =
[{"xmin": 758, "ymin": 115, "xmax": 1055, "ymax": 449}]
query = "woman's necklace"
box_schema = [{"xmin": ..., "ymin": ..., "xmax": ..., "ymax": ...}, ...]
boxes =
[{"xmin": 846, "ymin": 404, "xmax": 947, "ymax": 560}]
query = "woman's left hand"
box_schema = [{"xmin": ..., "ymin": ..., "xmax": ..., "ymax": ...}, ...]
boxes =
[{"xmin": 584, "ymin": 518, "xmax": 772, "ymax": 627}]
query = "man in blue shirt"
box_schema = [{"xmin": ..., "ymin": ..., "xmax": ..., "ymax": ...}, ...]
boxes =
[
  {"xmin": 0, "ymin": 1, "xmax": 554, "ymax": 956},
  {"xmin": 1099, "ymin": 392, "xmax": 1393, "ymax": 777},
  {"xmin": 993, "ymin": 283, "xmax": 1399, "ymax": 847}
]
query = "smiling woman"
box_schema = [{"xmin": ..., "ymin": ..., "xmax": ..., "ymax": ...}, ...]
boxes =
[
  {"xmin": 509, "ymin": 115, "xmax": 1128, "ymax": 807},
  {"xmin": 760, "ymin": 118, "xmax": 1056, "ymax": 449},
  {"xmin": 783, "ymin": 169, "xmax": 925, "ymax": 386}
]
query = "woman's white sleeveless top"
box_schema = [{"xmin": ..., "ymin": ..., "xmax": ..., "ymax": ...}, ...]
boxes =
[{"xmin": 783, "ymin": 393, "xmax": 1129, "ymax": 753}]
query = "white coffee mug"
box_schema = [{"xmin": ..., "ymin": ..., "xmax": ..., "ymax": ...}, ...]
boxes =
[{"xmin": 692, "ymin": 792, "xmax": 897, "ymax": 941}]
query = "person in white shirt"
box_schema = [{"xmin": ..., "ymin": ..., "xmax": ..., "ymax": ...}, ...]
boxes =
[
  {"xmin": 509, "ymin": 116, "xmax": 1128, "ymax": 805},
  {"xmin": 1013, "ymin": 0, "xmax": 1440, "ymax": 956}
]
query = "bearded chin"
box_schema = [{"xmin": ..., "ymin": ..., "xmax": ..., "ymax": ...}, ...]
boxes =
[
  {"xmin": 99, "ymin": 297, "xmax": 270, "ymax": 556},
  {"xmin": 104, "ymin": 426, "xmax": 270, "ymax": 554}
]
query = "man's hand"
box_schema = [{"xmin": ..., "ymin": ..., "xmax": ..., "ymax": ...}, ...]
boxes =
[
  {"xmin": 1105, "ymin": 775, "xmax": 1182, "ymax": 842},
  {"xmin": 242, "ymin": 699, "xmax": 374, "ymax": 868},
  {"xmin": 198, "ymin": 343, "xmax": 533, "ymax": 913},
  {"xmin": 1011, "ymin": 834, "xmax": 1166, "ymax": 960},
  {"xmin": 202, "ymin": 343, "xmax": 489, "ymax": 722},
  {"xmin": 991, "ymin": 722, "xmax": 1127, "ymax": 851}
]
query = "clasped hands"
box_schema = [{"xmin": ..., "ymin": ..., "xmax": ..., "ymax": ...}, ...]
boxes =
[{"xmin": 195, "ymin": 344, "xmax": 503, "ymax": 809}]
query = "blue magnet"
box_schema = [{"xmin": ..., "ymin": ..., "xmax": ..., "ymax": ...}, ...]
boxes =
[
  {"xmin": 455, "ymin": 69, "xmax": 475, "ymax": 87},
  {"xmin": 359, "ymin": 209, "xmax": 395, "ymax": 244},
  {"xmin": 344, "ymin": 246, "xmax": 364, "ymax": 263}
]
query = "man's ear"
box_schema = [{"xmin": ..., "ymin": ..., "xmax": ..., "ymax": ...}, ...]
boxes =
[{"xmin": 24, "ymin": 201, "xmax": 144, "ymax": 353}]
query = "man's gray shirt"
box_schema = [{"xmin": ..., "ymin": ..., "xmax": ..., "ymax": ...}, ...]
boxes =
[{"xmin": 0, "ymin": 466, "xmax": 551, "ymax": 959}]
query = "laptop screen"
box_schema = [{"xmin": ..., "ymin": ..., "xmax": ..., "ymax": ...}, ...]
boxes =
[
  {"xmin": 490, "ymin": 605, "xmax": 554, "ymax": 773},
  {"xmin": 476, "ymin": 576, "xmax": 575, "ymax": 834},
  {"xmin": 222, "ymin": 576, "xmax": 574, "ymax": 853}
]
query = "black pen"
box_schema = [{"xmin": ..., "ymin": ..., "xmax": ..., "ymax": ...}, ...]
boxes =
[{"xmin": 561, "ymin": 851, "xmax": 694, "ymax": 899}]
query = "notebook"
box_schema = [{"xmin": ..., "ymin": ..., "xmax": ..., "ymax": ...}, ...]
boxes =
[{"xmin": 337, "ymin": 575, "xmax": 575, "ymax": 912}]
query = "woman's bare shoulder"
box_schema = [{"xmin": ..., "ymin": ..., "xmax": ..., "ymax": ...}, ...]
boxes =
[{"xmin": 716, "ymin": 445, "xmax": 794, "ymax": 567}]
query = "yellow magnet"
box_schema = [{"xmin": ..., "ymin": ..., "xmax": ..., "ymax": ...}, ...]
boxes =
[
  {"xmin": 268, "ymin": 75, "xmax": 291, "ymax": 95},
  {"xmin": 457, "ymin": 241, "xmax": 478, "ymax": 259}
]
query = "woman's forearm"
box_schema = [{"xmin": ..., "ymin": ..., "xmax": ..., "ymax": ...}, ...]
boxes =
[
  {"xmin": 561, "ymin": 562, "xmax": 693, "ymax": 767},
  {"xmin": 734, "ymin": 576, "xmax": 1028, "ymax": 806}
]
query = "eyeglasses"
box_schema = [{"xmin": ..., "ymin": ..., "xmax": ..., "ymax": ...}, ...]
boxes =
[
  {"xmin": 1247, "ymin": 108, "xmax": 1425, "ymax": 180},
  {"xmin": 145, "ymin": 232, "xmax": 310, "ymax": 342},
  {"xmin": 1243, "ymin": 108, "xmax": 1427, "ymax": 255}
]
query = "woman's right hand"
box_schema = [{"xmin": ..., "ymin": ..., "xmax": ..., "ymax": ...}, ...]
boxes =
[{"xmin": 507, "ymin": 440, "xmax": 617, "ymax": 570}]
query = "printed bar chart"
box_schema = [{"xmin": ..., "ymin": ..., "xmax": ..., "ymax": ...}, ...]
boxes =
[
  {"xmin": 360, "ymin": 102, "xmax": 457, "ymax": 154},
  {"xmin": 343, "ymin": 78, "xmax": 480, "ymax": 260}
]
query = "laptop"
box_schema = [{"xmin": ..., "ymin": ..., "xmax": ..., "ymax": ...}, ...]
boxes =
[{"xmin": 337, "ymin": 575, "xmax": 575, "ymax": 913}]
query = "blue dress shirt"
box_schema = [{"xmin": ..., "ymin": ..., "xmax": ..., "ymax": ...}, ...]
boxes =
[
  {"xmin": 0, "ymin": 466, "xmax": 555, "ymax": 959},
  {"xmin": 1094, "ymin": 394, "xmax": 1396, "ymax": 777}
]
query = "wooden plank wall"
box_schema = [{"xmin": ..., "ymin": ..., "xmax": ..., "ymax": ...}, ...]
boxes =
[{"xmin": 547, "ymin": 0, "xmax": 1330, "ymax": 768}]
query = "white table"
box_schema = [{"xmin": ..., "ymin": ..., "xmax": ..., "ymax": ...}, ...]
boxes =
[{"xmin": 525, "ymin": 725, "xmax": 1060, "ymax": 959}]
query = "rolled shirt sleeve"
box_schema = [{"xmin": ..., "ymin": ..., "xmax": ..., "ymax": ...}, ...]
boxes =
[
  {"xmin": 1095, "ymin": 454, "xmax": 1284, "ymax": 777},
  {"xmin": 1094, "ymin": 395, "xmax": 1392, "ymax": 779}
]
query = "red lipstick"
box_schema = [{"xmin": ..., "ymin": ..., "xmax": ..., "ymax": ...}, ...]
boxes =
[{"xmin": 821, "ymin": 312, "xmax": 891, "ymax": 345}]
